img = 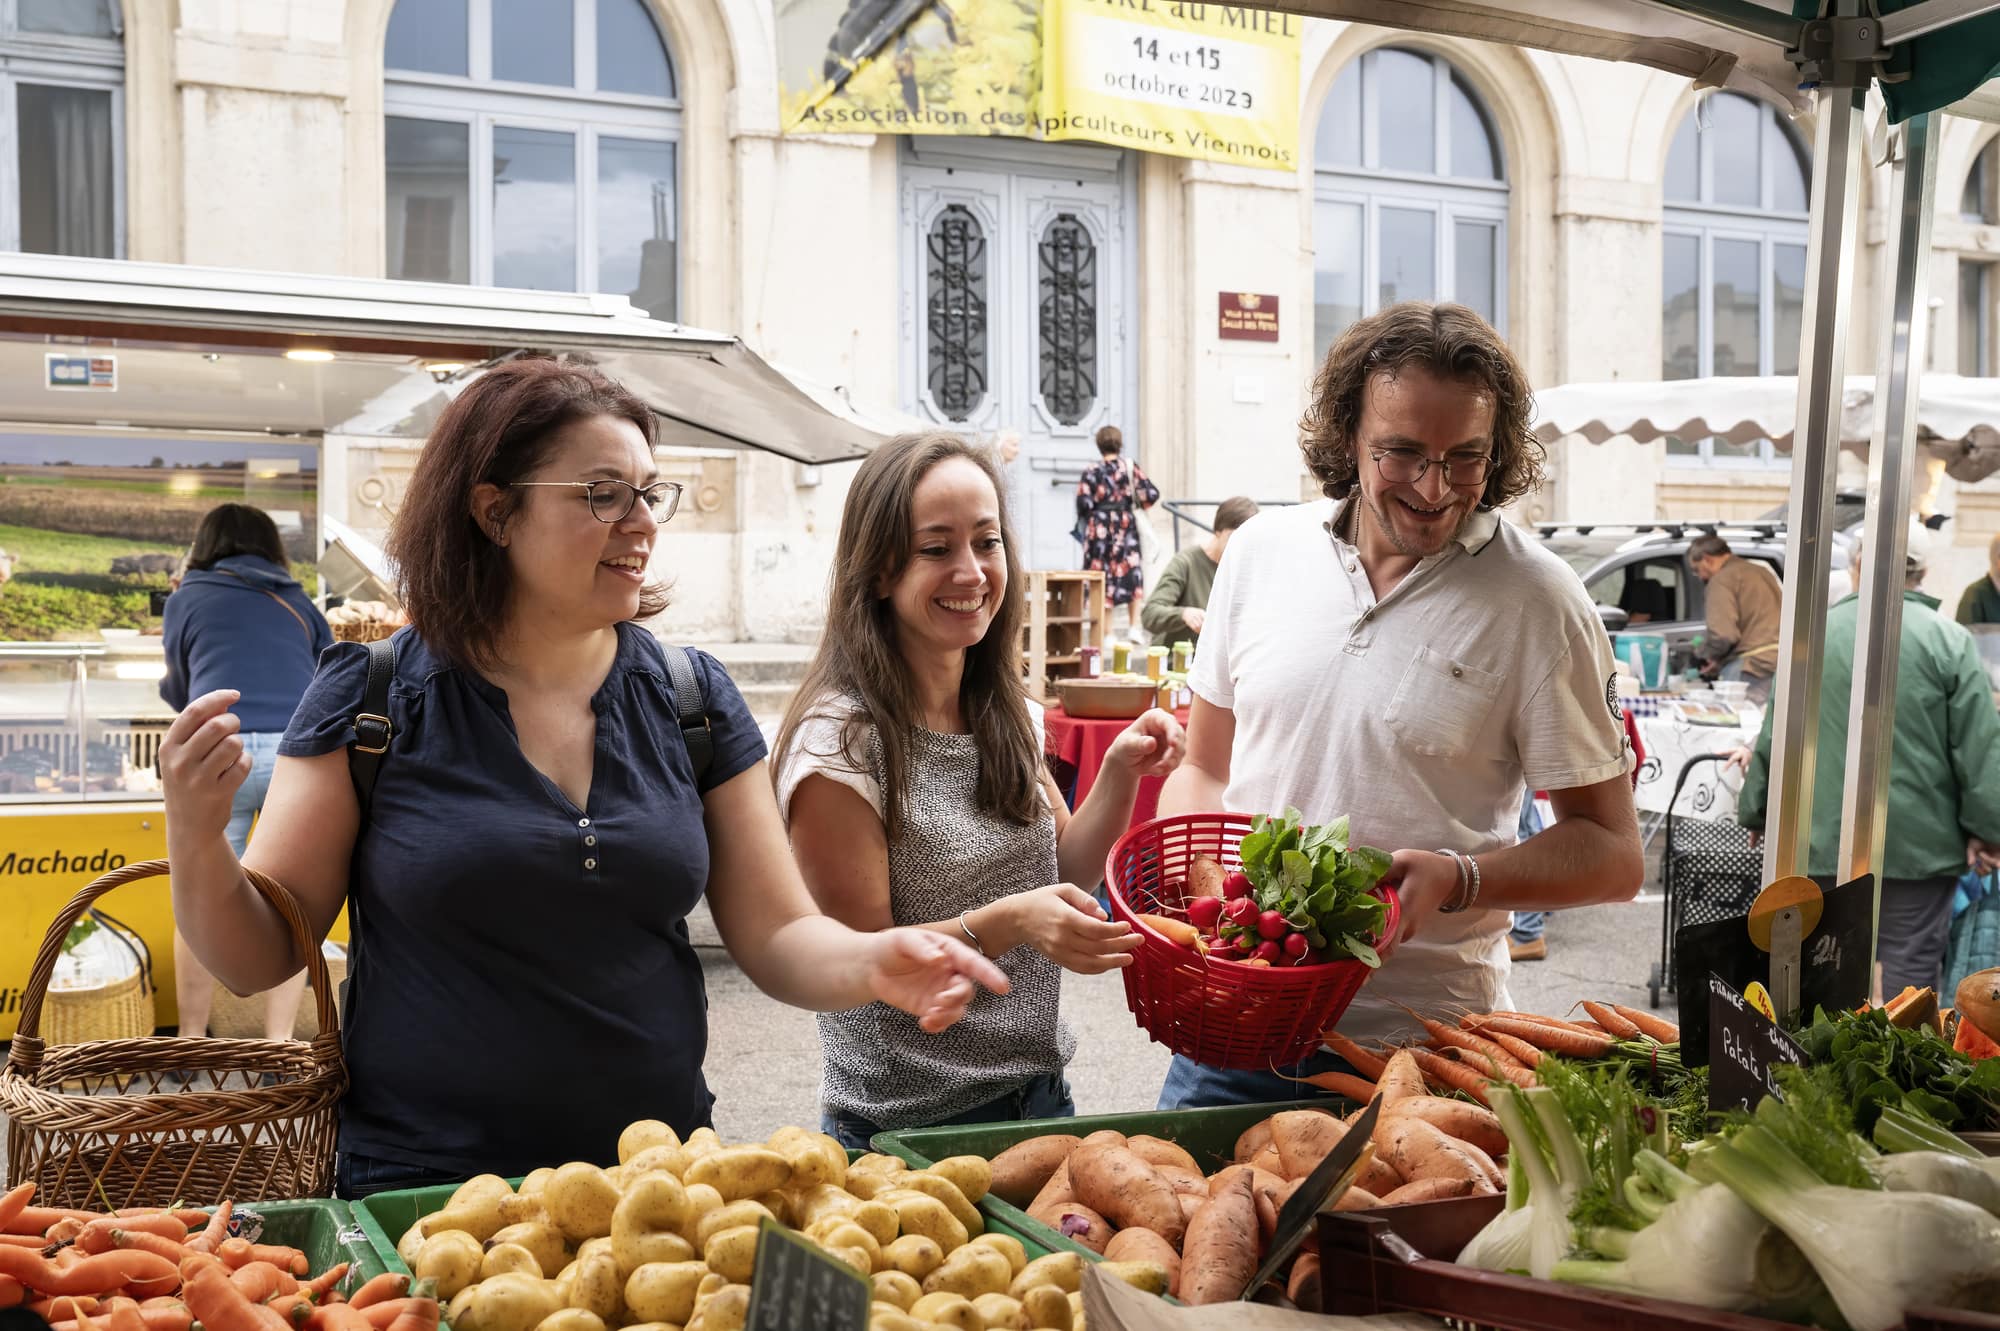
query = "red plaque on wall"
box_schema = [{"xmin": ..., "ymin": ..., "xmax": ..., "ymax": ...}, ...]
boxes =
[{"xmin": 1218, "ymin": 292, "xmax": 1280, "ymax": 342}]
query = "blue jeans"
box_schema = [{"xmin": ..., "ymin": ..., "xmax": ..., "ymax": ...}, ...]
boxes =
[
  {"xmin": 1157, "ymin": 1049, "xmax": 1360, "ymax": 1111},
  {"xmin": 1510, "ymin": 791, "xmax": 1546, "ymax": 944},
  {"xmin": 335, "ymin": 1150, "xmax": 465, "ymax": 1201},
  {"xmin": 823, "ymin": 1072, "xmax": 1076, "ymax": 1153},
  {"xmin": 226, "ymin": 732, "xmax": 283, "ymax": 856}
]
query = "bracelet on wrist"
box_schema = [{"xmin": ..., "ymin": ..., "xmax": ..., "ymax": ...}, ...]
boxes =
[
  {"xmin": 958, "ymin": 909, "xmax": 988, "ymax": 958},
  {"xmin": 1435, "ymin": 849, "xmax": 1477, "ymax": 914}
]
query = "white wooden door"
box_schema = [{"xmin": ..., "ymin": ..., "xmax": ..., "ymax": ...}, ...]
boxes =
[{"xmin": 901, "ymin": 144, "xmax": 1129, "ymax": 573}]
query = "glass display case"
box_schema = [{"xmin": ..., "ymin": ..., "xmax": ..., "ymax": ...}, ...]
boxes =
[{"xmin": 0, "ymin": 641, "xmax": 170, "ymax": 803}]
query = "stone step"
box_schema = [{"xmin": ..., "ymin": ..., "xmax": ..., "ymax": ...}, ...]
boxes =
[
  {"xmin": 698, "ymin": 641, "xmax": 817, "ymax": 685},
  {"xmin": 737, "ymin": 681, "xmax": 800, "ymax": 725}
]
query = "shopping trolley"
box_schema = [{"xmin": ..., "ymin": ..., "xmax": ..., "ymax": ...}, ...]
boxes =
[{"xmin": 1648, "ymin": 752, "xmax": 1765, "ymax": 1008}]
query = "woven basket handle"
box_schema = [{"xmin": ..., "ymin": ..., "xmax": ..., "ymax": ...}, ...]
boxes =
[{"xmin": 11, "ymin": 858, "xmax": 338, "ymax": 1044}]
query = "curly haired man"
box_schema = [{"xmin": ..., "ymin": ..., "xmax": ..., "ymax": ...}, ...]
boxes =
[{"xmin": 1155, "ymin": 302, "xmax": 1644, "ymax": 1109}]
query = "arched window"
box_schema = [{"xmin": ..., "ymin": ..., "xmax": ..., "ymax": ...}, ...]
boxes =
[
  {"xmin": 1959, "ymin": 139, "xmax": 1997, "ymax": 377},
  {"xmin": 383, "ymin": 0, "xmax": 681, "ymax": 320},
  {"xmin": 1310, "ymin": 47, "xmax": 1508, "ymax": 362},
  {"xmin": 1, "ymin": 0, "xmax": 123, "ymax": 257},
  {"xmin": 1661, "ymin": 92, "xmax": 1811, "ymax": 464}
]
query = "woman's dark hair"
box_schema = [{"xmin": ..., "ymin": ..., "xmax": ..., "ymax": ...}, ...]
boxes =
[
  {"xmin": 1094, "ymin": 425, "xmax": 1123, "ymax": 456},
  {"xmin": 1299, "ymin": 302, "xmax": 1544, "ymax": 510},
  {"xmin": 186, "ymin": 503, "xmax": 288, "ymax": 571},
  {"xmin": 775, "ymin": 432, "xmax": 1041, "ymax": 843},
  {"xmin": 388, "ymin": 357, "xmax": 666, "ymax": 668}
]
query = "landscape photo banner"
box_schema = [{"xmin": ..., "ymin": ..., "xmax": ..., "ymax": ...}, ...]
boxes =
[{"xmin": 776, "ymin": 0, "xmax": 1300, "ymax": 171}]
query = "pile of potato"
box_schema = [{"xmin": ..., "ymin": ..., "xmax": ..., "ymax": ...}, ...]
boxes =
[
  {"xmin": 393, "ymin": 1119, "xmax": 1166, "ymax": 1331},
  {"xmin": 989, "ymin": 1092, "xmax": 1511, "ymax": 1308}
]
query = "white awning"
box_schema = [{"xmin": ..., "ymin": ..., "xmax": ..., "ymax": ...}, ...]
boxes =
[{"xmin": 1530, "ymin": 375, "xmax": 2000, "ymax": 482}]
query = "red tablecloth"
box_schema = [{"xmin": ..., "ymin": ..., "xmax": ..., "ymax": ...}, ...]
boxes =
[
  {"xmin": 1043, "ymin": 703, "xmax": 1190, "ymax": 829},
  {"xmin": 1046, "ymin": 705, "xmax": 1645, "ymax": 827}
]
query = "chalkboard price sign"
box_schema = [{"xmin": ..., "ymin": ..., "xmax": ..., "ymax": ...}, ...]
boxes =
[
  {"xmin": 1708, "ymin": 972, "xmax": 1810, "ymax": 1114},
  {"xmin": 746, "ymin": 1218, "xmax": 870, "ymax": 1331}
]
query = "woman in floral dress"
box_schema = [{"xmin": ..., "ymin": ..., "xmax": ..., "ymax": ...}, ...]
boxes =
[{"xmin": 1075, "ymin": 425, "xmax": 1160, "ymax": 621}]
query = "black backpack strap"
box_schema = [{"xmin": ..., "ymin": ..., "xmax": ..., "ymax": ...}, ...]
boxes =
[
  {"xmin": 659, "ymin": 643, "xmax": 712, "ymax": 784},
  {"xmin": 348, "ymin": 636, "xmax": 397, "ymax": 818}
]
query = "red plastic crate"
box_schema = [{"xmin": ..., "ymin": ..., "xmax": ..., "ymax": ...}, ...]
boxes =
[{"xmin": 1104, "ymin": 813, "xmax": 1399, "ymax": 1070}]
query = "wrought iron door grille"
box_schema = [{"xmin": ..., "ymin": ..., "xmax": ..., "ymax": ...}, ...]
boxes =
[
  {"xmin": 925, "ymin": 204, "xmax": 989, "ymax": 421},
  {"xmin": 1038, "ymin": 212, "xmax": 1098, "ymax": 426}
]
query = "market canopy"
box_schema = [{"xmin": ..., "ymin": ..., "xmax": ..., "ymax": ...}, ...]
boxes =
[
  {"xmin": 0, "ymin": 254, "xmax": 899, "ymax": 466},
  {"xmin": 1268, "ymin": 0, "xmax": 2000, "ymax": 122},
  {"xmin": 1530, "ymin": 375, "xmax": 2000, "ymax": 482}
]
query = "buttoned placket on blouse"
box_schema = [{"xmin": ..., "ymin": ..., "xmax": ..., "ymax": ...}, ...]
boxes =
[{"xmin": 462, "ymin": 667, "xmax": 610, "ymax": 878}]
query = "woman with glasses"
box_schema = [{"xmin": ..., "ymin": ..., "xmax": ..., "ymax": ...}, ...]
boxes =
[{"xmin": 154, "ymin": 359, "xmax": 1007, "ymax": 1196}]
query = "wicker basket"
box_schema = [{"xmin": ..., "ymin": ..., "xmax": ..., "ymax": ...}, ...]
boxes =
[
  {"xmin": 44, "ymin": 912, "xmax": 155, "ymax": 1045},
  {"xmin": 208, "ymin": 945, "xmax": 347, "ymax": 1040},
  {"xmin": 330, "ymin": 621, "xmax": 399, "ymax": 644},
  {"xmin": 1, "ymin": 861, "xmax": 347, "ymax": 1207}
]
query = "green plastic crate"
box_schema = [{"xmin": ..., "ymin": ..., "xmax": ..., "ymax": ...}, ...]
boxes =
[
  {"xmin": 870, "ymin": 1099, "xmax": 1350, "ymax": 1264},
  {"xmin": 190, "ymin": 1198, "xmax": 389, "ymax": 1294}
]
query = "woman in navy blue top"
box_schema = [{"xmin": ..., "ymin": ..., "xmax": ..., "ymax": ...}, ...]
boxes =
[
  {"xmin": 160, "ymin": 503, "xmax": 332, "ymax": 1046},
  {"xmin": 155, "ymin": 359, "xmax": 1009, "ymax": 1197}
]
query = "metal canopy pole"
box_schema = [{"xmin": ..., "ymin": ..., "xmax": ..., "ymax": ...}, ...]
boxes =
[
  {"xmin": 1878, "ymin": 0, "xmax": 2000, "ymax": 44},
  {"xmin": 1763, "ymin": 76, "xmax": 1867, "ymax": 888},
  {"xmin": 1839, "ymin": 113, "xmax": 1940, "ymax": 911}
]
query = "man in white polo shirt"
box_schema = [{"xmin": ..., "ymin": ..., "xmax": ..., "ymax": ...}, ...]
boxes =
[{"xmin": 1156, "ymin": 301, "xmax": 1643, "ymax": 1108}]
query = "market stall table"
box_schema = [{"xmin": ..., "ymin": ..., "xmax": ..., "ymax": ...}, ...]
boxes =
[
  {"xmin": 1631, "ymin": 703, "xmax": 1764, "ymax": 829},
  {"xmin": 1043, "ymin": 702, "xmax": 1188, "ymax": 827}
]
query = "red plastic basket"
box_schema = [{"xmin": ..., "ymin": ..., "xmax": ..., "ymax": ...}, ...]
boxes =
[{"xmin": 1105, "ymin": 813, "xmax": 1400, "ymax": 1070}]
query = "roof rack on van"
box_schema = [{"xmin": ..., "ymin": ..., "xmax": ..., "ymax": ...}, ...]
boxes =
[{"xmin": 1534, "ymin": 519, "xmax": 1785, "ymax": 541}]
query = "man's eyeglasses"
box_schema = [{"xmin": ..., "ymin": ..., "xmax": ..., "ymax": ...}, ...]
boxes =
[
  {"xmin": 1369, "ymin": 449, "xmax": 1493, "ymax": 488},
  {"xmin": 510, "ymin": 479, "xmax": 684, "ymax": 524}
]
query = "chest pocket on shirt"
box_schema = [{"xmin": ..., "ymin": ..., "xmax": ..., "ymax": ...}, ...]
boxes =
[{"xmin": 1384, "ymin": 646, "xmax": 1503, "ymax": 759}]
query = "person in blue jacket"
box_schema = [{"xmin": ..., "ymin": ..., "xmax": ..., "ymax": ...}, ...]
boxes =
[{"xmin": 161, "ymin": 502, "xmax": 332, "ymax": 1042}]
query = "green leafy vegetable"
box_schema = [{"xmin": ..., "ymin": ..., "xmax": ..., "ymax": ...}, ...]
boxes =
[
  {"xmin": 1236, "ymin": 807, "xmax": 1391, "ymax": 967},
  {"xmin": 1796, "ymin": 1006, "xmax": 2000, "ymax": 1133}
]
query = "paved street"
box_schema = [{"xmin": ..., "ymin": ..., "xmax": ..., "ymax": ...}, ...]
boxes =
[{"xmin": 699, "ymin": 890, "xmax": 1669, "ymax": 1142}]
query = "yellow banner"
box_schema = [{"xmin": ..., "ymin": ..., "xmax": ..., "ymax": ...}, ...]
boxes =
[
  {"xmin": 776, "ymin": 0, "xmax": 1300, "ymax": 171},
  {"xmin": 1040, "ymin": 0, "xmax": 1301, "ymax": 170},
  {"xmin": 0, "ymin": 808, "xmax": 347, "ymax": 1039}
]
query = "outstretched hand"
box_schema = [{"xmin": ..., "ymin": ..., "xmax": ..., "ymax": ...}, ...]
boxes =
[{"xmin": 868, "ymin": 928, "xmax": 1012, "ymax": 1033}]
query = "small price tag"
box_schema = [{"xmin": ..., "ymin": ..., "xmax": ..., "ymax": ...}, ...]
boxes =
[
  {"xmin": 745, "ymin": 1218, "xmax": 870, "ymax": 1331},
  {"xmin": 1708, "ymin": 972, "xmax": 1809, "ymax": 1114}
]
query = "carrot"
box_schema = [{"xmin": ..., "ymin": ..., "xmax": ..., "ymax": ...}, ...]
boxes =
[
  {"xmin": 1465, "ymin": 1015, "xmax": 1613, "ymax": 1057},
  {"xmin": 1278, "ymin": 1069, "xmax": 1379, "ymax": 1103},
  {"xmin": 0, "ymin": 1236, "xmax": 47, "ymax": 1250},
  {"xmin": 1317, "ymin": 1030, "xmax": 1389, "ymax": 1081},
  {"xmin": 103, "ymin": 1296, "xmax": 149, "ymax": 1331},
  {"xmin": 183, "ymin": 1260, "xmax": 289, "ymax": 1331},
  {"xmin": 1378, "ymin": 1176, "xmax": 1485, "ymax": 1206},
  {"xmin": 0, "ymin": 1275, "xmax": 21, "ymax": 1309},
  {"xmin": 1612, "ymin": 1004, "xmax": 1680, "ymax": 1043},
  {"xmin": 1484, "ymin": 1011, "xmax": 1598, "ymax": 1034},
  {"xmin": 243, "ymin": 1247, "xmax": 307, "ymax": 1279},
  {"xmin": 229, "ymin": 1263, "xmax": 295, "ymax": 1304},
  {"xmin": 307, "ymin": 1304, "xmax": 376, "ymax": 1331},
  {"xmin": 1582, "ymin": 1001, "xmax": 1642, "ymax": 1040},
  {"xmin": 1442, "ymin": 1047, "xmax": 1537, "ymax": 1089},
  {"xmin": 1137, "ymin": 913, "xmax": 1203, "ymax": 948},
  {"xmin": 1382, "ymin": 1096, "xmax": 1508, "ymax": 1158},
  {"xmin": 46, "ymin": 1219, "xmax": 87, "ymax": 1245},
  {"xmin": 1181, "ymin": 1168, "xmax": 1258, "ymax": 1305},
  {"xmin": 1407, "ymin": 1006, "xmax": 1529, "ymax": 1073},
  {"xmin": 49, "ymin": 1306, "xmax": 194, "ymax": 1331},
  {"xmin": 342, "ymin": 1275, "xmax": 407, "ymax": 1313},
  {"xmin": 303, "ymin": 1265, "xmax": 350, "ymax": 1303},
  {"xmin": 0, "ymin": 1186, "xmax": 35, "ymax": 1234},
  {"xmin": 1374, "ymin": 1048, "xmax": 1428, "ymax": 1104},
  {"xmin": 266, "ymin": 1294, "xmax": 313, "ymax": 1327},
  {"xmin": 1472, "ymin": 1029, "xmax": 1543, "ymax": 1068},
  {"xmin": 1403, "ymin": 1047, "xmax": 1494, "ymax": 1105},
  {"xmin": 106, "ymin": 1217, "xmax": 188, "ymax": 1244},
  {"xmin": 6, "ymin": 1207, "xmax": 102, "ymax": 1238},
  {"xmin": 103, "ymin": 1232, "xmax": 192, "ymax": 1267},
  {"xmin": 34, "ymin": 1296, "xmax": 98, "ymax": 1325},
  {"xmin": 359, "ymin": 1300, "xmax": 434, "ymax": 1331},
  {"xmin": 0, "ymin": 1247, "xmax": 178, "ymax": 1298},
  {"xmin": 185, "ymin": 1203, "xmax": 232, "ymax": 1257}
]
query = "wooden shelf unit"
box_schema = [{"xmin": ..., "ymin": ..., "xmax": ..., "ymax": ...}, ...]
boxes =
[{"xmin": 1020, "ymin": 570, "xmax": 1107, "ymax": 702}]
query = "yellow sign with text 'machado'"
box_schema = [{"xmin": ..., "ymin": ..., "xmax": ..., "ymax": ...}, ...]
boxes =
[
  {"xmin": 1040, "ymin": 0, "xmax": 1301, "ymax": 171},
  {"xmin": 0, "ymin": 808, "xmax": 347, "ymax": 1039}
]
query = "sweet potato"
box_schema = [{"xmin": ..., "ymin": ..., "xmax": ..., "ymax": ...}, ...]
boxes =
[
  {"xmin": 1377, "ymin": 1118, "xmax": 1494, "ymax": 1189},
  {"xmin": 1079, "ymin": 1131, "xmax": 1128, "ymax": 1151},
  {"xmin": 1177, "ymin": 1192, "xmax": 1205, "ymax": 1225},
  {"xmin": 1359, "ymin": 1155, "xmax": 1404, "ymax": 1198},
  {"xmin": 1453, "ymin": 1138, "xmax": 1506, "ymax": 1190},
  {"xmin": 1028, "ymin": 1159, "xmax": 1075, "ymax": 1213},
  {"xmin": 1181, "ymin": 1170, "xmax": 1258, "ymax": 1305},
  {"xmin": 1153, "ymin": 1165, "xmax": 1209, "ymax": 1198},
  {"xmin": 1376, "ymin": 1049, "xmax": 1428, "ymax": 1104},
  {"xmin": 1269, "ymin": 1110, "xmax": 1346, "ymax": 1180},
  {"xmin": 1379, "ymin": 1177, "xmax": 1485, "ymax": 1206},
  {"xmin": 1287, "ymin": 1252, "xmax": 1322, "ymax": 1311},
  {"xmin": 987, "ymin": 1136, "xmax": 1081, "ymax": 1207},
  {"xmin": 1068, "ymin": 1145, "xmax": 1187, "ymax": 1248},
  {"xmin": 1025, "ymin": 1201, "xmax": 1112, "ymax": 1254},
  {"xmin": 1233, "ymin": 1118, "xmax": 1275, "ymax": 1165},
  {"xmin": 1333, "ymin": 1186, "xmax": 1379, "ymax": 1212},
  {"xmin": 1253, "ymin": 1188, "xmax": 1278, "ymax": 1247},
  {"xmin": 1249, "ymin": 1142, "xmax": 1284, "ymax": 1178},
  {"xmin": 1382, "ymin": 1097, "xmax": 1507, "ymax": 1159},
  {"xmin": 1124, "ymin": 1135, "xmax": 1200, "ymax": 1176},
  {"xmin": 1189, "ymin": 854, "xmax": 1226, "ymax": 899},
  {"xmin": 1103, "ymin": 1229, "xmax": 1181, "ymax": 1297}
]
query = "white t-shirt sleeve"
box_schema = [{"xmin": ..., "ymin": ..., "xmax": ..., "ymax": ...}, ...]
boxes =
[
  {"xmin": 1187, "ymin": 535, "xmax": 1243, "ymax": 709},
  {"xmin": 772, "ymin": 703, "xmax": 884, "ymax": 825},
  {"xmin": 1517, "ymin": 620, "xmax": 1635, "ymax": 792}
]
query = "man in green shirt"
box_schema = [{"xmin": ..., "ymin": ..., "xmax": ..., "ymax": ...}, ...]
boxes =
[
  {"xmin": 1140, "ymin": 497, "xmax": 1259, "ymax": 650},
  {"xmin": 1956, "ymin": 534, "xmax": 2000, "ymax": 626},
  {"xmin": 1738, "ymin": 526, "xmax": 2000, "ymax": 993}
]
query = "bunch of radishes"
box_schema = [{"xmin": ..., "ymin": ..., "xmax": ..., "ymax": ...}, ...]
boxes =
[
  {"xmin": 1171, "ymin": 810, "xmax": 1395, "ymax": 970},
  {"xmin": 1185, "ymin": 872, "xmax": 1316, "ymax": 966}
]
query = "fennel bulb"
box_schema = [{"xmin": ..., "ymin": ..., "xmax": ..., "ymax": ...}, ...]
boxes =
[
  {"xmin": 1870, "ymin": 1150, "xmax": 2000, "ymax": 1217},
  {"xmin": 1457, "ymin": 1086, "xmax": 1582, "ymax": 1280}
]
